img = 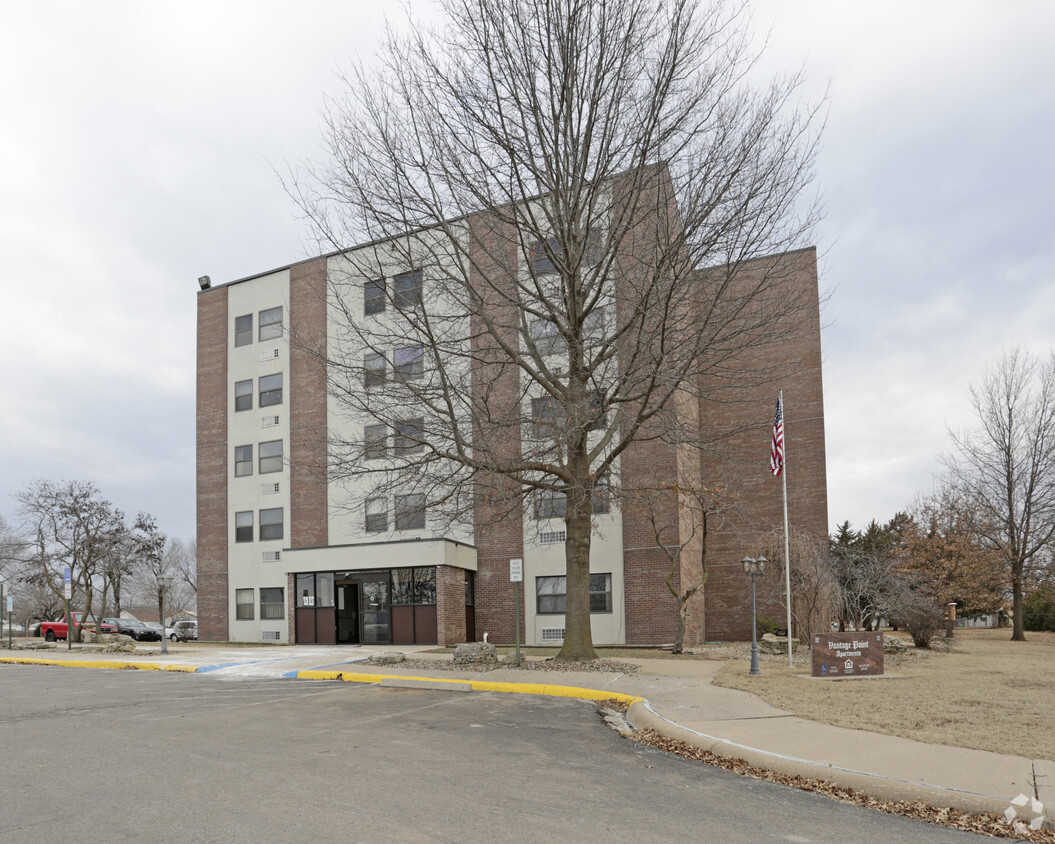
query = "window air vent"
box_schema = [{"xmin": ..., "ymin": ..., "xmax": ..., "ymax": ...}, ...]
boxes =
[
  {"xmin": 262, "ymin": 550, "xmax": 281, "ymax": 563},
  {"xmin": 262, "ymin": 482, "xmax": 280, "ymax": 495},
  {"xmin": 262, "ymin": 415, "xmax": 280, "ymax": 428},
  {"xmin": 541, "ymin": 627, "xmax": 565, "ymax": 642},
  {"xmin": 540, "ymin": 531, "xmax": 567, "ymax": 545},
  {"xmin": 261, "ymin": 348, "xmax": 280, "ymax": 362},
  {"xmin": 262, "ymin": 630, "xmax": 281, "ymax": 641}
]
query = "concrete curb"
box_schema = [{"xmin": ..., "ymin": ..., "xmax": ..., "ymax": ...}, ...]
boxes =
[
  {"xmin": 0, "ymin": 656, "xmax": 202, "ymax": 673},
  {"xmin": 628, "ymin": 700, "xmax": 1011, "ymax": 818},
  {"xmin": 290, "ymin": 668, "xmax": 643, "ymax": 705}
]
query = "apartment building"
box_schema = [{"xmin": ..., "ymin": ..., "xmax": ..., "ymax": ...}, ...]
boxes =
[{"xmin": 196, "ymin": 190, "xmax": 827, "ymax": 647}]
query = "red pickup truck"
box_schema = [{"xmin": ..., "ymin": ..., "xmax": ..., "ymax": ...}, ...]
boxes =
[{"xmin": 40, "ymin": 613, "xmax": 118, "ymax": 642}]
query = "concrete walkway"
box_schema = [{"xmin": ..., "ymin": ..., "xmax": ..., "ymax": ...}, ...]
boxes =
[{"xmin": 3, "ymin": 642, "xmax": 1050, "ymax": 825}]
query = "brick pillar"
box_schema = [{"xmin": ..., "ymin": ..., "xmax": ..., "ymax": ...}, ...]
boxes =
[
  {"xmin": 197, "ymin": 285, "xmax": 229, "ymax": 642},
  {"xmin": 435, "ymin": 565, "xmax": 468, "ymax": 646}
]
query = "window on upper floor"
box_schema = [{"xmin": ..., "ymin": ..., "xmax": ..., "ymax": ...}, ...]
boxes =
[
  {"xmin": 364, "ymin": 353, "xmax": 386, "ymax": 389},
  {"xmin": 393, "ymin": 269, "xmax": 423, "ymax": 310},
  {"xmin": 259, "ymin": 507, "xmax": 284, "ymax": 541},
  {"xmin": 260, "ymin": 373, "xmax": 283, "ymax": 407},
  {"xmin": 235, "ymin": 379, "xmax": 253, "ymax": 412},
  {"xmin": 531, "ymin": 396, "xmax": 565, "ymax": 436},
  {"xmin": 529, "ymin": 237, "xmax": 559, "ymax": 275},
  {"xmin": 235, "ymin": 511, "xmax": 253, "ymax": 543},
  {"xmin": 529, "ymin": 318, "xmax": 566, "ymax": 357},
  {"xmin": 393, "ymin": 345, "xmax": 424, "ymax": 381},
  {"xmin": 394, "ymin": 418, "xmax": 424, "ymax": 456},
  {"xmin": 236, "ymin": 588, "xmax": 254, "ymax": 620},
  {"xmin": 592, "ymin": 473, "xmax": 611, "ymax": 514},
  {"xmin": 395, "ymin": 494, "xmax": 426, "ymax": 531},
  {"xmin": 365, "ymin": 497, "xmax": 387, "ymax": 533},
  {"xmin": 259, "ymin": 306, "xmax": 283, "ymax": 341},
  {"xmin": 535, "ymin": 488, "xmax": 567, "ymax": 520},
  {"xmin": 235, "ymin": 314, "xmax": 253, "ymax": 347},
  {"xmin": 364, "ymin": 424, "xmax": 387, "ymax": 460},
  {"xmin": 234, "ymin": 445, "xmax": 253, "ymax": 477},
  {"xmin": 364, "ymin": 278, "xmax": 386, "ymax": 315},
  {"xmin": 259, "ymin": 439, "xmax": 283, "ymax": 474}
]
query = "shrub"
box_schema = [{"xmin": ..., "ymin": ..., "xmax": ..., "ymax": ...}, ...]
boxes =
[
  {"xmin": 1023, "ymin": 588, "xmax": 1055, "ymax": 632},
  {"xmin": 756, "ymin": 615, "xmax": 779, "ymax": 636},
  {"xmin": 894, "ymin": 594, "xmax": 944, "ymax": 648}
]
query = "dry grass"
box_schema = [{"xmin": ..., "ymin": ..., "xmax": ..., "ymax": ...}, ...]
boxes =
[{"xmin": 711, "ymin": 628, "xmax": 1055, "ymax": 760}]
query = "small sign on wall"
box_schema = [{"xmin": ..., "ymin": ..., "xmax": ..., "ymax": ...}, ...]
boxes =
[
  {"xmin": 509, "ymin": 558, "xmax": 523, "ymax": 583},
  {"xmin": 811, "ymin": 632, "xmax": 884, "ymax": 677}
]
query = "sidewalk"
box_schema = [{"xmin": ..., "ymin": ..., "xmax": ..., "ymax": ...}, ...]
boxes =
[{"xmin": 3, "ymin": 642, "xmax": 1050, "ymax": 822}]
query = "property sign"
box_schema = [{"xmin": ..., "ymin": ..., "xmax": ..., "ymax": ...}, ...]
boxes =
[
  {"xmin": 811, "ymin": 632, "xmax": 884, "ymax": 677},
  {"xmin": 509, "ymin": 558, "xmax": 523, "ymax": 583}
]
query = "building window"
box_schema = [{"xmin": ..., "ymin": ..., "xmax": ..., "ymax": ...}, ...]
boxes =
[
  {"xmin": 394, "ymin": 418, "xmax": 424, "ymax": 456},
  {"xmin": 465, "ymin": 570, "xmax": 475, "ymax": 606},
  {"xmin": 391, "ymin": 567, "xmax": 435, "ymax": 605},
  {"xmin": 529, "ymin": 237, "xmax": 559, "ymax": 275},
  {"xmin": 395, "ymin": 494, "xmax": 426, "ymax": 531},
  {"xmin": 260, "ymin": 373, "xmax": 283, "ymax": 407},
  {"xmin": 365, "ymin": 497, "xmax": 387, "ymax": 533},
  {"xmin": 364, "ymin": 424, "xmax": 387, "ymax": 459},
  {"xmin": 529, "ymin": 319, "xmax": 566, "ymax": 357},
  {"xmin": 531, "ymin": 396, "xmax": 565, "ymax": 436},
  {"xmin": 592, "ymin": 474, "xmax": 611, "ymax": 514},
  {"xmin": 393, "ymin": 345, "xmax": 424, "ymax": 381},
  {"xmin": 235, "ymin": 314, "xmax": 253, "ymax": 347},
  {"xmin": 235, "ymin": 511, "xmax": 253, "ymax": 543},
  {"xmin": 259, "ymin": 508, "xmax": 284, "ymax": 541},
  {"xmin": 589, "ymin": 391, "xmax": 607, "ymax": 431},
  {"xmin": 234, "ymin": 445, "xmax": 253, "ymax": 477},
  {"xmin": 536, "ymin": 488, "xmax": 567, "ymax": 519},
  {"xmin": 364, "ymin": 278, "xmax": 386, "ymax": 315},
  {"xmin": 259, "ymin": 306, "xmax": 283, "ymax": 341},
  {"xmin": 536, "ymin": 574, "xmax": 612, "ymax": 614},
  {"xmin": 584, "ymin": 306, "xmax": 605, "ymax": 340},
  {"xmin": 235, "ymin": 379, "xmax": 253, "ymax": 412},
  {"xmin": 393, "ymin": 269, "xmax": 422, "ymax": 310},
  {"xmin": 260, "ymin": 587, "xmax": 284, "ymax": 620},
  {"xmin": 364, "ymin": 352, "xmax": 386, "ymax": 389},
  {"xmin": 259, "ymin": 439, "xmax": 283, "ymax": 474},
  {"xmin": 236, "ymin": 588, "xmax": 254, "ymax": 620}
]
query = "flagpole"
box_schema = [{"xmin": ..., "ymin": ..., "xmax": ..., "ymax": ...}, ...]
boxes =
[{"xmin": 780, "ymin": 389, "xmax": 793, "ymax": 668}]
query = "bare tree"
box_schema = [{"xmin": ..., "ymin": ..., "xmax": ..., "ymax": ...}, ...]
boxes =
[
  {"xmin": 15, "ymin": 480, "xmax": 128, "ymax": 640},
  {"xmin": 944, "ymin": 348, "xmax": 1055, "ymax": 641},
  {"xmin": 292, "ymin": 0, "xmax": 822, "ymax": 659},
  {"xmin": 166, "ymin": 537, "xmax": 197, "ymax": 600},
  {"xmin": 628, "ymin": 482, "xmax": 735, "ymax": 653},
  {"xmin": 757, "ymin": 528, "xmax": 837, "ymax": 644}
]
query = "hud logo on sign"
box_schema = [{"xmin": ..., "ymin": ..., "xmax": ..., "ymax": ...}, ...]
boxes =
[{"xmin": 811, "ymin": 632, "xmax": 884, "ymax": 678}]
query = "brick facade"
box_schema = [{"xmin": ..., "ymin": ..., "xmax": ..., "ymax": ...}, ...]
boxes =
[
  {"xmin": 435, "ymin": 565, "xmax": 468, "ymax": 646},
  {"xmin": 289, "ymin": 258, "xmax": 329, "ymax": 550},
  {"xmin": 196, "ymin": 284, "xmax": 230, "ymax": 642}
]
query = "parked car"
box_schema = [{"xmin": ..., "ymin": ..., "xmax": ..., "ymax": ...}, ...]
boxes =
[
  {"xmin": 143, "ymin": 621, "xmax": 176, "ymax": 640},
  {"xmin": 40, "ymin": 613, "xmax": 118, "ymax": 642},
  {"xmin": 101, "ymin": 618, "xmax": 162, "ymax": 642},
  {"xmin": 170, "ymin": 619, "xmax": 198, "ymax": 642}
]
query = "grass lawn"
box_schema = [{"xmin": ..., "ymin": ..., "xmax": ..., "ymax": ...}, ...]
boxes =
[{"xmin": 711, "ymin": 628, "xmax": 1055, "ymax": 760}]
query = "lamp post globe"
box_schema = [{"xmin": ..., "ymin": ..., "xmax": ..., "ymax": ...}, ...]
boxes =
[{"xmin": 742, "ymin": 556, "xmax": 766, "ymax": 675}]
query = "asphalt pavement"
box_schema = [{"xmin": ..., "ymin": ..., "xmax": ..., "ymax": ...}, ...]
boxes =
[{"xmin": 2, "ymin": 641, "xmax": 1051, "ymax": 828}]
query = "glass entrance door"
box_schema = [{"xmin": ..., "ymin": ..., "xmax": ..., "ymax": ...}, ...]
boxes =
[{"xmin": 336, "ymin": 583, "xmax": 360, "ymax": 644}]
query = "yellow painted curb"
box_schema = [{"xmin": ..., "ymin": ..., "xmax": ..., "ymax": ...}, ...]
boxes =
[
  {"xmin": 0, "ymin": 656, "xmax": 203, "ymax": 673},
  {"xmin": 292, "ymin": 669, "xmax": 642, "ymax": 705}
]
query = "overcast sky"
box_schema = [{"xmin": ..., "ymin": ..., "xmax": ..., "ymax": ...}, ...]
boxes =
[{"xmin": 1, "ymin": 1, "xmax": 1052, "ymax": 544}]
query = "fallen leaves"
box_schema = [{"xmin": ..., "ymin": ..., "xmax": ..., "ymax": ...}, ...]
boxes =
[{"xmin": 628, "ymin": 727, "xmax": 1055, "ymax": 842}]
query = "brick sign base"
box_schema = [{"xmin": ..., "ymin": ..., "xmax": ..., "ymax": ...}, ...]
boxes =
[{"xmin": 811, "ymin": 631, "xmax": 884, "ymax": 677}]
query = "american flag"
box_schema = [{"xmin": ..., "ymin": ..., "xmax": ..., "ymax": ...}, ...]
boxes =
[{"xmin": 770, "ymin": 396, "xmax": 784, "ymax": 476}]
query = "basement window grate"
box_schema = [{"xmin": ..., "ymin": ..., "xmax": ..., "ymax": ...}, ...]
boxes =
[{"xmin": 541, "ymin": 627, "xmax": 565, "ymax": 642}]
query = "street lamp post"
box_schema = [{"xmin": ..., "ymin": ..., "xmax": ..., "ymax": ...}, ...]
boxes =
[
  {"xmin": 158, "ymin": 576, "xmax": 172, "ymax": 655},
  {"xmin": 742, "ymin": 556, "xmax": 767, "ymax": 676}
]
